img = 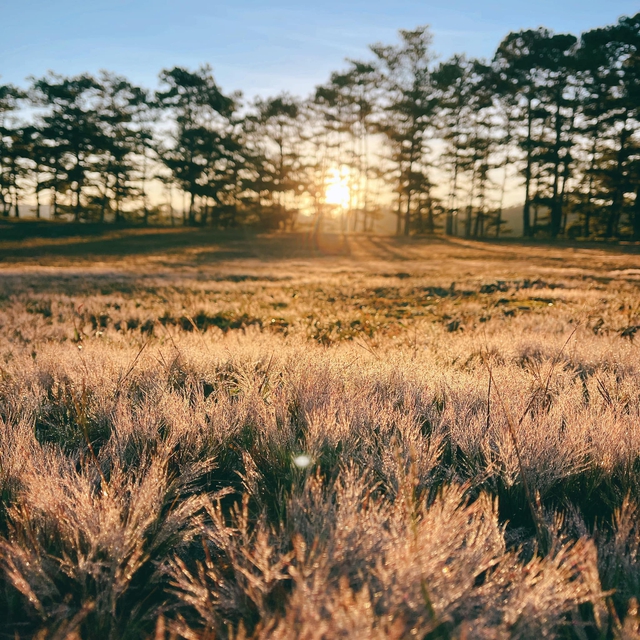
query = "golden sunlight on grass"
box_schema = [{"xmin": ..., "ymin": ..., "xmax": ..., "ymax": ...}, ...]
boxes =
[{"xmin": 2, "ymin": 232, "xmax": 640, "ymax": 638}]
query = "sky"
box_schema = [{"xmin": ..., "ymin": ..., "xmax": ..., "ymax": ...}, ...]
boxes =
[{"xmin": 2, "ymin": 0, "xmax": 639, "ymax": 101}]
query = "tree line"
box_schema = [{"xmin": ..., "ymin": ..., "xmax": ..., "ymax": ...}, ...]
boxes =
[{"xmin": 1, "ymin": 12, "xmax": 639, "ymax": 239}]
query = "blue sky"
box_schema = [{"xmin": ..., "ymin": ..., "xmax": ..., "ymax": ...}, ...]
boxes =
[{"xmin": 2, "ymin": 1, "xmax": 638, "ymax": 99}]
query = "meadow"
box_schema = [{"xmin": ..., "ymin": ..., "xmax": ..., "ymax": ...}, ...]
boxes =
[{"xmin": 1, "ymin": 226, "xmax": 640, "ymax": 639}]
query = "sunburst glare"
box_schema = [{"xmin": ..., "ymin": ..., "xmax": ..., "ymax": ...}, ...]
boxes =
[{"xmin": 324, "ymin": 167, "xmax": 351, "ymax": 209}]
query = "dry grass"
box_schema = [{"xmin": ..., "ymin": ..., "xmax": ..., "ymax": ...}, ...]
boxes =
[{"xmin": 1, "ymin": 230, "xmax": 640, "ymax": 639}]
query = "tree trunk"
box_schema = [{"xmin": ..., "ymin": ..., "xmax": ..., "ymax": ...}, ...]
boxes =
[
  {"xmin": 168, "ymin": 183, "xmax": 175, "ymax": 226},
  {"xmin": 633, "ymin": 184, "xmax": 640, "ymax": 241},
  {"xmin": 115, "ymin": 193, "xmax": 122, "ymax": 223},
  {"xmin": 404, "ymin": 134, "xmax": 417, "ymax": 237},
  {"xmin": 559, "ymin": 161, "xmax": 571, "ymax": 235},
  {"xmin": 142, "ymin": 151, "xmax": 148, "ymax": 225},
  {"xmin": 426, "ymin": 197, "xmax": 434, "ymax": 234},
  {"xmin": 550, "ymin": 173, "xmax": 561, "ymax": 237},
  {"xmin": 100, "ymin": 175, "xmax": 108, "ymax": 223},
  {"xmin": 404, "ymin": 174, "xmax": 412, "ymax": 236},
  {"xmin": 395, "ymin": 190, "xmax": 403, "ymax": 236},
  {"xmin": 549, "ymin": 101, "xmax": 563, "ymax": 238},
  {"xmin": 311, "ymin": 200, "xmax": 324, "ymax": 248},
  {"xmin": 188, "ymin": 191, "xmax": 195, "ymax": 226},
  {"xmin": 51, "ymin": 186, "xmax": 58, "ymax": 218},
  {"xmin": 447, "ymin": 148, "xmax": 460, "ymax": 236},
  {"xmin": 201, "ymin": 198, "xmax": 210, "ymax": 226},
  {"xmin": 74, "ymin": 182, "xmax": 81, "ymax": 222},
  {"xmin": 523, "ymin": 100, "xmax": 533, "ymax": 238},
  {"xmin": 465, "ymin": 205, "xmax": 472, "ymax": 238},
  {"xmin": 466, "ymin": 165, "xmax": 476, "ymax": 238},
  {"xmin": 584, "ymin": 134, "xmax": 598, "ymax": 238},
  {"xmin": 496, "ymin": 158, "xmax": 509, "ymax": 238},
  {"xmin": 606, "ymin": 126, "xmax": 628, "ymax": 239}
]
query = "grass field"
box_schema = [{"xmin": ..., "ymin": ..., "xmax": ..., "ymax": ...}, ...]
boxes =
[{"xmin": 2, "ymin": 225, "xmax": 640, "ymax": 639}]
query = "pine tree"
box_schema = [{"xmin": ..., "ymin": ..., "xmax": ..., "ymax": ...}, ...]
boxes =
[
  {"xmin": 156, "ymin": 66, "xmax": 241, "ymax": 226},
  {"xmin": 30, "ymin": 73, "xmax": 102, "ymax": 220},
  {"xmin": 372, "ymin": 26, "xmax": 437, "ymax": 235},
  {"xmin": 0, "ymin": 84, "xmax": 25, "ymax": 216}
]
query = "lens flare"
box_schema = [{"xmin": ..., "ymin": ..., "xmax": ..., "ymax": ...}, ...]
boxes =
[{"xmin": 293, "ymin": 454, "xmax": 311, "ymax": 468}]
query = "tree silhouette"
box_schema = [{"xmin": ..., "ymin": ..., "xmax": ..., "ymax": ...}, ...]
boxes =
[
  {"xmin": 31, "ymin": 73, "xmax": 102, "ymax": 220},
  {"xmin": 372, "ymin": 26, "xmax": 437, "ymax": 236},
  {"xmin": 156, "ymin": 65, "xmax": 238, "ymax": 226},
  {"xmin": 92, "ymin": 73, "xmax": 150, "ymax": 223},
  {"xmin": 0, "ymin": 12, "xmax": 638, "ymax": 239},
  {"xmin": 0, "ymin": 84, "xmax": 25, "ymax": 216},
  {"xmin": 248, "ymin": 93, "xmax": 304, "ymax": 229}
]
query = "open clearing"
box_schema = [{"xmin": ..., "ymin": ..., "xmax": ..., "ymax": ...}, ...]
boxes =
[{"xmin": 2, "ymin": 229, "xmax": 640, "ymax": 638}]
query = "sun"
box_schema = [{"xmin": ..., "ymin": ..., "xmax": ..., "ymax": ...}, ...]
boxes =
[{"xmin": 324, "ymin": 167, "xmax": 351, "ymax": 209}]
